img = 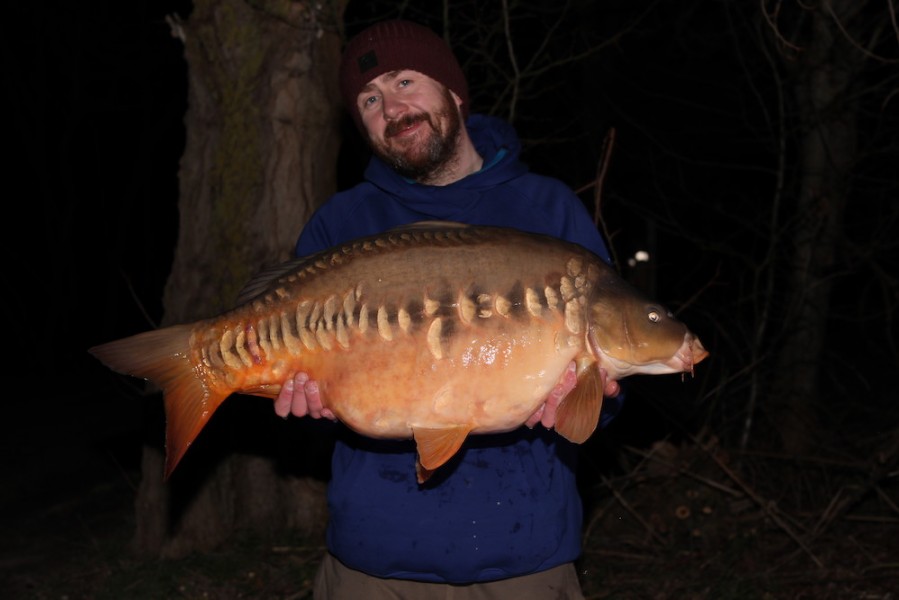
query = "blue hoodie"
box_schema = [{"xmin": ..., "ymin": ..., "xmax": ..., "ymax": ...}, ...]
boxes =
[{"xmin": 295, "ymin": 114, "xmax": 620, "ymax": 583}]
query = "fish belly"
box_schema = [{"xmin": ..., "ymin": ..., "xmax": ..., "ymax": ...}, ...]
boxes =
[{"xmin": 312, "ymin": 313, "xmax": 582, "ymax": 439}]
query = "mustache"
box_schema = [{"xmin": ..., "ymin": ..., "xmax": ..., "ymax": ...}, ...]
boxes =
[{"xmin": 384, "ymin": 113, "xmax": 430, "ymax": 138}]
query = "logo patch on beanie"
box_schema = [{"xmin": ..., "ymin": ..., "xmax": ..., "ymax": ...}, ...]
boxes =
[{"xmin": 358, "ymin": 50, "xmax": 378, "ymax": 74}]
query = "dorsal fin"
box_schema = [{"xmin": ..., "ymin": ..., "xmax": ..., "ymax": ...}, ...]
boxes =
[
  {"xmin": 388, "ymin": 220, "xmax": 467, "ymax": 232},
  {"xmin": 234, "ymin": 256, "xmax": 311, "ymax": 306},
  {"xmin": 235, "ymin": 222, "xmax": 469, "ymax": 306}
]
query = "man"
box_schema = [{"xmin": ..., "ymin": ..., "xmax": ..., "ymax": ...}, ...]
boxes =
[{"xmin": 275, "ymin": 19, "xmax": 622, "ymax": 599}]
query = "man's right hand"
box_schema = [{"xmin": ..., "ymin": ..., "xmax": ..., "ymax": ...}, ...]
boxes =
[{"xmin": 275, "ymin": 372, "xmax": 336, "ymax": 420}]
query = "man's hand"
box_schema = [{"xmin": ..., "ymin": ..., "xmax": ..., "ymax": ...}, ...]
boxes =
[
  {"xmin": 525, "ymin": 361, "xmax": 620, "ymax": 429},
  {"xmin": 274, "ymin": 372, "xmax": 336, "ymax": 420}
]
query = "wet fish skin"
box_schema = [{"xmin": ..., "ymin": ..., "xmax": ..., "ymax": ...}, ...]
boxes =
[{"xmin": 89, "ymin": 222, "xmax": 707, "ymax": 483}]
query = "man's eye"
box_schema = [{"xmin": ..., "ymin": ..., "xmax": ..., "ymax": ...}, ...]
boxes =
[
  {"xmin": 398, "ymin": 79, "xmax": 411, "ymax": 88},
  {"xmin": 363, "ymin": 95, "xmax": 378, "ymax": 106}
]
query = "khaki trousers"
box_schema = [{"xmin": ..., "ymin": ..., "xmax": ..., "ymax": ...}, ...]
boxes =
[{"xmin": 313, "ymin": 552, "xmax": 585, "ymax": 600}]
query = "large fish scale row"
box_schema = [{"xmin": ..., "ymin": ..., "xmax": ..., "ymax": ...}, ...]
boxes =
[{"xmin": 196, "ymin": 249, "xmax": 599, "ymax": 396}]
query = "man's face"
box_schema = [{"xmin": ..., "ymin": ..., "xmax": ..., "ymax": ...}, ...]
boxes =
[{"xmin": 357, "ymin": 70, "xmax": 464, "ymax": 181}]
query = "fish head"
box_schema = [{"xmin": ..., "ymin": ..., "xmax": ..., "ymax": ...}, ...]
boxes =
[{"xmin": 586, "ymin": 277, "xmax": 708, "ymax": 379}]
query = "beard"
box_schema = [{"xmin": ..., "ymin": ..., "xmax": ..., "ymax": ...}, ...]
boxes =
[{"xmin": 369, "ymin": 88, "xmax": 464, "ymax": 182}]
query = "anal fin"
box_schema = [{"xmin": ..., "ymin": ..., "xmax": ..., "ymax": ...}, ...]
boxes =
[
  {"xmin": 415, "ymin": 461, "xmax": 435, "ymax": 484},
  {"xmin": 412, "ymin": 425, "xmax": 472, "ymax": 483}
]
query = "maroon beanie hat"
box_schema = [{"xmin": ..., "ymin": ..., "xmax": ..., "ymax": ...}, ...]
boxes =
[{"xmin": 339, "ymin": 20, "xmax": 470, "ymax": 130}]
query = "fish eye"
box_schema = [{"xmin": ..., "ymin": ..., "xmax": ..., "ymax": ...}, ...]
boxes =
[{"xmin": 647, "ymin": 310, "xmax": 661, "ymax": 323}]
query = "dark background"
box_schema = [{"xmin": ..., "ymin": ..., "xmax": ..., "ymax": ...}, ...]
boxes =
[
  {"xmin": 3, "ymin": 2, "xmax": 897, "ymax": 593},
  {"xmin": 4, "ymin": 2, "xmax": 189, "ymax": 522}
]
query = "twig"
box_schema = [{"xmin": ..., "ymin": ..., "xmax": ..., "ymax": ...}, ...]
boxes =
[
  {"xmin": 803, "ymin": 427, "xmax": 899, "ymax": 539},
  {"xmin": 700, "ymin": 440, "xmax": 825, "ymax": 569},
  {"xmin": 600, "ymin": 475, "xmax": 669, "ymax": 548},
  {"xmin": 876, "ymin": 485, "xmax": 899, "ymax": 517},
  {"xmin": 622, "ymin": 445, "xmax": 743, "ymax": 498},
  {"xmin": 759, "ymin": 0, "xmax": 803, "ymax": 53},
  {"xmin": 580, "ymin": 548, "xmax": 656, "ymax": 562},
  {"xmin": 592, "ymin": 127, "xmax": 616, "ymax": 231}
]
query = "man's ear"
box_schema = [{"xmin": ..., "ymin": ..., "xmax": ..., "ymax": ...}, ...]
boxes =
[{"xmin": 450, "ymin": 90, "xmax": 463, "ymax": 110}]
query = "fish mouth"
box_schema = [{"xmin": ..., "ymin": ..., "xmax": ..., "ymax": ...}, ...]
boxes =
[
  {"xmin": 673, "ymin": 334, "xmax": 709, "ymax": 376},
  {"xmin": 589, "ymin": 332, "xmax": 708, "ymax": 379}
]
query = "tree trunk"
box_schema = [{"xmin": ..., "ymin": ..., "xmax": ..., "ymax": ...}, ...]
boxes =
[
  {"xmin": 133, "ymin": 0, "xmax": 346, "ymax": 558},
  {"xmin": 766, "ymin": 0, "xmax": 861, "ymax": 453}
]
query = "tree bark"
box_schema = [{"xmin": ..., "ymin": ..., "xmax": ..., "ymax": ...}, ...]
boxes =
[
  {"xmin": 133, "ymin": 0, "xmax": 346, "ymax": 558},
  {"xmin": 766, "ymin": 0, "xmax": 861, "ymax": 453}
]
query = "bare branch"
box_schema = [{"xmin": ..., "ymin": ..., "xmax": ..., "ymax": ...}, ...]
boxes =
[
  {"xmin": 760, "ymin": 0, "xmax": 803, "ymax": 52},
  {"xmin": 824, "ymin": 0, "xmax": 899, "ymax": 63}
]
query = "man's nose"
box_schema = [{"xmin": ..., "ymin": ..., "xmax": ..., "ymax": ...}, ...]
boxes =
[{"xmin": 381, "ymin": 92, "xmax": 407, "ymax": 120}]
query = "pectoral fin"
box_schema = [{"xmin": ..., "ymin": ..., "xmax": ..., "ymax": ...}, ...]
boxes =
[
  {"xmin": 412, "ymin": 425, "xmax": 472, "ymax": 483},
  {"xmin": 554, "ymin": 363, "xmax": 603, "ymax": 444},
  {"xmin": 240, "ymin": 384, "xmax": 282, "ymax": 398}
]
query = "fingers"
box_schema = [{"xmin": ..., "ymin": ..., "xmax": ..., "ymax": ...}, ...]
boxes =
[
  {"xmin": 302, "ymin": 378, "xmax": 337, "ymax": 420},
  {"xmin": 525, "ymin": 404, "xmax": 546, "ymax": 428},
  {"xmin": 599, "ymin": 367, "xmax": 620, "ymax": 398},
  {"xmin": 541, "ymin": 361, "xmax": 578, "ymax": 428},
  {"xmin": 527, "ymin": 361, "xmax": 577, "ymax": 429},
  {"xmin": 274, "ymin": 376, "xmax": 294, "ymax": 418},
  {"xmin": 275, "ymin": 372, "xmax": 337, "ymax": 421},
  {"xmin": 290, "ymin": 373, "xmax": 312, "ymax": 417},
  {"xmin": 526, "ymin": 363, "xmax": 621, "ymax": 431}
]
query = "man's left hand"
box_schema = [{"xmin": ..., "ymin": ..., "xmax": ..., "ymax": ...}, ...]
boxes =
[{"xmin": 525, "ymin": 361, "xmax": 619, "ymax": 429}]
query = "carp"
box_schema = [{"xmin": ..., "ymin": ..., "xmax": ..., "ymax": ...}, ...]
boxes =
[{"xmin": 90, "ymin": 222, "xmax": 707, "ymax": 483}]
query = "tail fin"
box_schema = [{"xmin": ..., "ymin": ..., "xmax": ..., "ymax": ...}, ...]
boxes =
[
  {"xmin": 89, "ymin": 324, "xmax": 229, "ymax": 480},
  {"xmin": 554, "ymin": 362, "xmax": 603, "ymax": 444}
]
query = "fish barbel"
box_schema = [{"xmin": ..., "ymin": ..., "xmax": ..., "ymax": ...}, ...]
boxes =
[{"xmin": 90, "ymin": 222, "xmax": 708, "ymax": 483}]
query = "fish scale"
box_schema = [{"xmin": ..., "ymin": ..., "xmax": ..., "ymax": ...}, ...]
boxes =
[{"xmin": 90, "ymin": 221, "xmax": 707, "ymax": 483}]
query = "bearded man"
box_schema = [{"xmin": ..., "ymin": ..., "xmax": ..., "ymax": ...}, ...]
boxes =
[{"xmin": 274, "ymin": 19, "xmax": 623, "ymax": 599}]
